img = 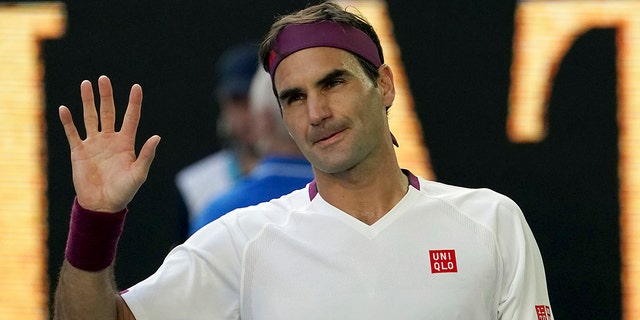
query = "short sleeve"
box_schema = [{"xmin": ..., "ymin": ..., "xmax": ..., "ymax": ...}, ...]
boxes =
[
  {"xmin": 495, "ymin": 201, "xmax": 553, "ymax": 319},
  {"xmin": 121, "ymin": 220, "xmax": 243, "ymax": 320}
]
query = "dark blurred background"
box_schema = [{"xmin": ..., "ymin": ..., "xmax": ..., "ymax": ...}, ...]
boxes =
[{"xmin": 42, "ymin": 1, "xmax": 621, "ymax": 319}]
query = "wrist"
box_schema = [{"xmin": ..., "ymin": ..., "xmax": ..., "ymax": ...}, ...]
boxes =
[
  {"xmin": 64, "ymin": 197, "xmax": 127, "ymax": 271},
  {"xmin": 76, "ymin": 198, "xmax": 127, "ymax": 213}
]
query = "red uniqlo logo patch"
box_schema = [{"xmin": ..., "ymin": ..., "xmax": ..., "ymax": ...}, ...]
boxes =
[
  {"xmin": 429, "ymin": 249, "xmax": 457, "ymax": 273},
  {"xmin": 535, "ymin": 305, "xmax": 553, "ymax": 320}
]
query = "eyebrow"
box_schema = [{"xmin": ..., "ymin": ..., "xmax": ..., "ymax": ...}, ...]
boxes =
[
  {"xmin": 277, "ymin": 87, "xmax": 302, "ymax": 105},
  {"xmin": 277, "ymin": 68, "xmax": 350, "ymax": 103},
  {"xmin": 316, "ymin": 69, "xmax": 348, "ymax": 88}
]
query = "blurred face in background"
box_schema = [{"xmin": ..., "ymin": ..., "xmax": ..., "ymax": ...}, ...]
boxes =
[{"xmin": 217, "ymin": 93, "xmax": 257, "ymax": 147}]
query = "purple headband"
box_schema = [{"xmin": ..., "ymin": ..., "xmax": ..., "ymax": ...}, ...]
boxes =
[{"xmin": 268, "ymin": 20, "xmax": 382, "ymax": 80}]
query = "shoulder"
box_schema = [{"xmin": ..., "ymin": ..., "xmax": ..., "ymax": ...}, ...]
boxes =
[
  {"xmin": 414, "ymin": 177, "xmax": 525, "ymax": 231},
  {"xmin": 230, "ymin": 186, "xmax": 313, "ymax": 221},
  {"xmin": 420, "ymin": 178, "xmax": 518, "ymax": 209}
]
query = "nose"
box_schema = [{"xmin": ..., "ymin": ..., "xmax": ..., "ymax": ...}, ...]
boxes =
[{"xmin": 307, "ymin": 92, "xmax": 331, "ymax": 126}]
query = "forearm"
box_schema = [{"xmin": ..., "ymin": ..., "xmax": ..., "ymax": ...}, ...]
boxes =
[{"xmin": 53, "ymin": 260, "xmax": 119, "ymax": 320}]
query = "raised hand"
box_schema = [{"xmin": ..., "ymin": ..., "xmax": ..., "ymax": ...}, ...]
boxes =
[{"xmin": 58, "ymin": 75, "xmax": 161, "ymax": 212}]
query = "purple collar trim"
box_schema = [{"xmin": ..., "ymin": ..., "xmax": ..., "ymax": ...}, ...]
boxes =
[{"xmin": 308, "ymin": 179, "xmax": 319, "ymax": 200}]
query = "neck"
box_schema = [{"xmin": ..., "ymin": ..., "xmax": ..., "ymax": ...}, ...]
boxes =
[{"xmin": 313, "ymin": 163, "xmax": 409, "ymax": 225}]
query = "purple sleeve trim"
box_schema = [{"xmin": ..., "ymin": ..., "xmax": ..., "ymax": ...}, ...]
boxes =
[{"xmin": 64, "ymin": 197, "xmax": 127, "ymax": 272}]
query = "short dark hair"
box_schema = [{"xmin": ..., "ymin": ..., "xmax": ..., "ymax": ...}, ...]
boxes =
[{"xmin": 258, "ymin": 2, "xmax": 384, "ymax": 85}]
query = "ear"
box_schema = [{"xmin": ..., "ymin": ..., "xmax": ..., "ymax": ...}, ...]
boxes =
[{"xmin": 377, "ymin": 64, "xmax": 396, "ymax": 107}]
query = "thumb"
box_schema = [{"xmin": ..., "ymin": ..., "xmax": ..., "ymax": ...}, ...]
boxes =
[{"xmin": 133, "ymin": 135, "xmax": 161, "ymax": 182}]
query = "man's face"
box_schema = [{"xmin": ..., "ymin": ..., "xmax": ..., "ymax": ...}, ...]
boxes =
[{"xmin": 273, "ymin": 47, "xmax": 394, "ymax": 174}]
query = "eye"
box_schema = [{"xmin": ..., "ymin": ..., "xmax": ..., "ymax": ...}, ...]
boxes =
[
  {"xmin": 326, "ymin": 78, "xmax": 344, "ymax": 88},
  {"xmin": 284, "ymin": 93, "xmax": 306, "ymax": 106}
]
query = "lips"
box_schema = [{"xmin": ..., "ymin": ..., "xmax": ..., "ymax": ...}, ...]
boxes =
[{"xmin": 309, "ymin": 126, "xmax": 346, "ymax": 145}]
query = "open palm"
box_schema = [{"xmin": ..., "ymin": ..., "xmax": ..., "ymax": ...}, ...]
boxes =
[{"xmin": 59, "ymin": 76, "xmax": 160, "ymax": 212}]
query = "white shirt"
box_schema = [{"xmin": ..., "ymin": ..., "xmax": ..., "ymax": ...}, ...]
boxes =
[{"xmin": 123, "ymin": 174, "xmax": 553, "ymax": 319}]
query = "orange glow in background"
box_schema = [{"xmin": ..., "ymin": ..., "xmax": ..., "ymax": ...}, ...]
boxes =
[
  {"xmin": 508, "ymin": 2, "xmax": 640, "ymax": 319},
  {"xmin": 0, "ymin": 3, "xmax": 65, "ymax": 319}
]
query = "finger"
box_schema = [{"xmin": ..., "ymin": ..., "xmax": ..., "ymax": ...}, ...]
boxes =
[
  {"xmin": 58, "ymin": 105, "xmax": 82, "ymax": 149},
  {"xmin": 80, "ymin": 79, "xmax": 98, "ymax": 135},
  {"xmin": 132, "ymin": 135, "xmax": 161, "ymax": 182},
  {"xmin": 98, "ymin": 75, "xmax": 116, "ymax": 133},
  {"xmin": 120, "ymin": 84, "xmax": 143, "ymax": 139}
]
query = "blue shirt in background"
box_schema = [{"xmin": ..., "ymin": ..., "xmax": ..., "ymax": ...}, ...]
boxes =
[{"xmin": 189, "ymin": 155, "xmax": 314, "ymax": 235}]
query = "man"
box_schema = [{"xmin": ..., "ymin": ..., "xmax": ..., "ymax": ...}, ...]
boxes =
[
  {"xmin": 176, "ymin": 42, "xmax": 260, "ymax": 226},
  {"xmin": 53, "ymin": 2, "xmax": 552, "ymax": 319},
  {"xmin": 189, "ymin": 69, "xmax": 313, "ymax": 235}
]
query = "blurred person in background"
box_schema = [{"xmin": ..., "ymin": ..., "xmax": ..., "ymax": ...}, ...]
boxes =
[
  {"xmin": 189, "ymin": 68, "xmax": 313, "ymax": 234},
  {"xmin": 175, "ymin": 42, "xmax": 260, "ymax": 227}
]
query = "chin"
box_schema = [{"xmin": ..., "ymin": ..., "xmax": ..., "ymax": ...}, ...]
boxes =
[
  {"xmin": 313, "ymin": 159, "xmax": 359, "ymax": 175},
  {"xmin": 307, "ymin": 147, "xmax": 363, "ymax": 174}
]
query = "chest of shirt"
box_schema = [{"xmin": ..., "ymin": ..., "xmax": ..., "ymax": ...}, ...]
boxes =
[{"xmin": 239, "ymin": 208, "xmax": 500, "ymax": 319}]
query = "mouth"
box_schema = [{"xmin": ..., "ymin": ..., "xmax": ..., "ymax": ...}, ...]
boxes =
[{"xmin": 311, "ymin": 128, "xmax": 346, "ymax": 146}]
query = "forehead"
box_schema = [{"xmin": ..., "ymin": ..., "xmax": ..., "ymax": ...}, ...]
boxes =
[{"xmin": 273, "ymin": 47, "xmax": 361, "ymax": 89}]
